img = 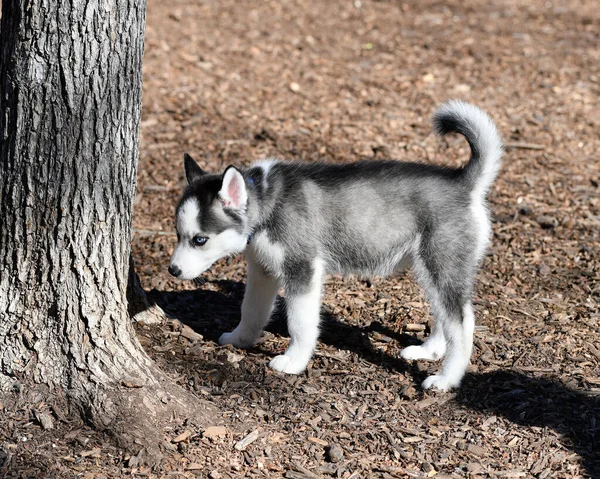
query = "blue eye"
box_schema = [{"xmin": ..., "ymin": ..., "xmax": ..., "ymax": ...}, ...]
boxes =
[{"xmin": 192, "ymin": 236, "xmax": 208, "ymax": 247}]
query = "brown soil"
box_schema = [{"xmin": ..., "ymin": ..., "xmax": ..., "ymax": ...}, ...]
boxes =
[{"xmin": 2, "ymin": 0, "xmax": 599, "ymax": 477}]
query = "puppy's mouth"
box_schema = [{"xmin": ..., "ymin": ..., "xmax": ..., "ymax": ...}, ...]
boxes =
[{"xmin": 192, "ymin": 277, "xmax": 207, "ymax": 287}]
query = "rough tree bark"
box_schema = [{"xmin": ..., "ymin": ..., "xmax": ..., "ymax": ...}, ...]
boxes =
[{"xmin": 0, "ymin": 0, "xmax": 211, "ymax": 459}]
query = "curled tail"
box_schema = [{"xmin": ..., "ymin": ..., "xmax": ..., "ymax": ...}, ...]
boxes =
[{"xmin": 433, "ymin": 100, "xmax": 503, "ymax": 196}]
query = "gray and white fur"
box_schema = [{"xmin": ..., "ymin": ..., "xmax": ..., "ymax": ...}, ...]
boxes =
[{"xmin": 169, "ymin": 100, "xmax": 503, "ymax": 391}]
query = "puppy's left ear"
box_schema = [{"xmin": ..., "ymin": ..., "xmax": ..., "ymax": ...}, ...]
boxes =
[
  {"xmin": 219, "ymin": 166, "xmax": 247, "ymax": 210},
  {"xmin": 184, "ymin": 153, "xmax": 206, "ymax": 184}
]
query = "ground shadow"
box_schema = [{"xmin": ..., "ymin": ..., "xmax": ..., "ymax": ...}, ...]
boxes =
[
  {"xmin": 458, "ymin": 371, "xmax": 600, "ymax": 477},
  {"xmin": 148, "ymin": 280, "xmax": 422, "ymax": 380},
  {"xmin": 147, "ymin": 282, "xmax": 600, "ymax": 477}
]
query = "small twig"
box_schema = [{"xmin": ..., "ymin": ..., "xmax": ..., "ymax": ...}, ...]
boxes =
[
  {"xmin": 510, "ymin": 308, "xmax": 537, "ymax": 319},
  {"xmin": 505, "ymin": 142, "xmax": 545, "ymax": 150}
]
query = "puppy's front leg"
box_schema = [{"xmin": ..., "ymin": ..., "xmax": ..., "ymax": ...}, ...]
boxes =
[
  {"xmin": 269, "ymin": 260, "xmax": 323, "ymax": 374},
  {"xmin": 219, "ymin": 252, "xmax": 279, "ymax": 348}
]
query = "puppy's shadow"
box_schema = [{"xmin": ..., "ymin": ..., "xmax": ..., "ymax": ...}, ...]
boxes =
[
  {"xmin": 147, "ymin": 279, "xmax": 420, "ymax": 379},
  {"xmin": 319, "ymin": 310, "xmax": 421, "ymax": 374},
  {"xmin": 457, "ymin": 371, "xmax": 600, "ymax": 478}
]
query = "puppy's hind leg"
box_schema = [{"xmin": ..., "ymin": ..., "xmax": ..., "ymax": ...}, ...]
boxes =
[
  {"xmin": 400, "ymin": 321, "xmax": 447, "ymax": 361},
  {"xmin": 403, "ymin": 249, "xmax": 474, "ymax": 390},
  {"xmin": 269, "ymin": 260, "xmax": 323, "ymax": 374},
  {"xmin": 422, "ymin": 302, "xmax": 474, "ymax": 391},
  {"xmin": 219, "ymin": 253, "xmax": 279, "ymax": 348},
  {"xmin": 401, "ymin": 262, "xmax": 447, "ymax": 361}
]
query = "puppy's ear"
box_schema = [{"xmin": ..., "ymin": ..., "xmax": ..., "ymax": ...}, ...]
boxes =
[
  {"xmin": 218, "ymin": 166, "xmax": 247, "ymax": 210},
  {"xmin": 184, "ymin": 153, "xmax": 205, "ymax": 184}
]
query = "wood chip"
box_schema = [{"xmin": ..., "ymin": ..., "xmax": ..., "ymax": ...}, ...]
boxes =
[
  {"xmin": 586, "ymin": 342, "xmax": 600, "ymax": 361},
  {"xmin": 422, "ymin": 462, "xmax": 436, "ymax": 476},
  {"xmin": 481, "ymin": 416, "xmax": 497, "ymax": 430},
  {"xmin": 497, "ymin": 470, "xmax": 527, "ymax": 478},
  {"xmin": 467, "ymin": 444, "xmax": 486, "ymax": 456},
  {"xmin": 202, "ymin": 426, "xmax": 228, "ymax": 439},
  {"xmin": 172, "ymin": 430, "xmax": 192, "ymax": 443},
  {"xmin": 50, "ymin": 404, "xmax": 67, "ymax": 423},
  {"xmin": 186, "ymin": 463, "xmax": 203, "ymax": 471},
  {"xmin": 404, "ymin": 323, "xmax": 426, "ymax": 332},
  {"xmin": 286, "ymin": 472, "xmax": 318, "ymax": 479},
  {"xmin": 235, "ymin": 430, "xmax": 259, "ymax": 451},
  {"xmin": 33, "ymin": 410, "xmax": 54, "ymax": 430},
  {"xmin": 467, "ymin": 463, "xmax": 485, "ymax": 473},
  {"xmin": 180, "ymin": 324, "xmax": 203, "ymax": 342},
  {"xmin": 402, "ymin": 436, "xmax": 423, "ymax": 443},
  {"xmin": 79, "ymin": 448, "xmax": 101, "ymax": 458},
  {"xmin": 308, "ymin": 436, "xmax": 329, "ymax": 446},
  {"xmin": 291, "ymin": 463, "xmax": 321, "ymax": 479},
  {"xmin": 415, "ymin": 397, "xmax": 437, "ymax": 410}
]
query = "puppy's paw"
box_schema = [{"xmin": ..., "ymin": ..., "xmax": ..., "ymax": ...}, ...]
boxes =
[
  {"xmin": 401, "ymin": 345, "xmax": 431, "ymax": 361},
  {"xmin": 421, "ymin": 374, "xmax": 457, "ymax": 391},
  {"xmin": 401, "ymin": 345, "xmax": 443, "ymax": 361},
  {"xmin": 218, "ymin": 330, "xmax": 257, "ymax": 349},
  {"xmin": 268, "ymin": 354, "xmax": 308, "ymax": 375}
]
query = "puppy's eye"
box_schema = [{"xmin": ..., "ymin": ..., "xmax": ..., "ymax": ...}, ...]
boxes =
[{"xmin": 192, "ymin": 235, "xmax": 208, "ymax": 247}]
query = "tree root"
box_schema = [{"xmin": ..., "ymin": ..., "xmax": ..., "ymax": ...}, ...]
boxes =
[
  {"xmin": 83, "ymin": 378, "xmax": 216, "ymax": 466},
  {"xmin": 0, "ymin": 370, "xmax": 216, "ymax": 467}
]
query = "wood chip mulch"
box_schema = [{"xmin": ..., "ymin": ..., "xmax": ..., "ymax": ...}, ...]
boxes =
[{"xmin": 1, "ymin": 0, "xmax": 598, "ymax": 477}]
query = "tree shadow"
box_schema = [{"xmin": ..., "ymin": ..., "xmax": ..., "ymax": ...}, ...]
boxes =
[{"xmin": 146, "ymin": 281, "xmax": 600, "ymax": 477}]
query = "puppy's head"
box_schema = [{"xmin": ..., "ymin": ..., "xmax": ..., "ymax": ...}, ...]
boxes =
[{"xmin": 168, "ymin": 154, "xmax": 249, "ymax": 280}]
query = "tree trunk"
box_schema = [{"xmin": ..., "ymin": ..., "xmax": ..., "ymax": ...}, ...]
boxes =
[{"xmin": 0, "ymin": 0, "xmax": 211, "ymax": 458}]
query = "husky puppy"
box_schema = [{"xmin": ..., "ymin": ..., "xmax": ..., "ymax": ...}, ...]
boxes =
[{"xmin": 169, "ymin": 101, "xmax": 503, "ymax": 390}]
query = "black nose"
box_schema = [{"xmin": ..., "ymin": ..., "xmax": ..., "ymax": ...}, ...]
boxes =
[{"xmin": 168, "ymin": 264, "xmax": 181, "ymax": 277}]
